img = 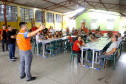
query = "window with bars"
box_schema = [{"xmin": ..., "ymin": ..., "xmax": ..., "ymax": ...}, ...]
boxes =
[
  {"xmin": 35, "ymin": 10, "xmax": 42, "ymax": 23},
  {"xmin": 47, "ymin": 12, "xmax": 54, "ymax": 23},
  {"xmin": 56, "ymin": 14, "xmax": 61, "ymax": 23},
  {"xmin": 20, "ymin": 8, "xmax": 33, "ymax": 22},
  {"xmin": 0, "ymin": 4, "xmax": 17, "ymax": 22},
  {"xmin": 106, "ymin": 19, "xmax": 114, "ymax": 30},
  {"xmin": 91, "ymin": 19, "xmax": 98, "ymax": 29}
]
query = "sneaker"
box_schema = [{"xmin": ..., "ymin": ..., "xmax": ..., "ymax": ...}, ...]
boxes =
[
  {"xmin": 10, "ymin": 59, "xmax": 15, "ymax": 62},
  {"xmin": 20, "ymin": 74, "xmax": 26, "ymax": 79},
  {"xmin": 26, "ymin": 77, "xmax": 36, "ymax": 82},
  {"xmin": 12, "ymin": 57, "xmax": 18, "ymax": 59}
]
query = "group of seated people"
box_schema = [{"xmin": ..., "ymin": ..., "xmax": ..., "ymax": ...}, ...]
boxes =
[
  {"xmin": 72, "ymin": 29, "xmax": 124, "ymax": 67},
  {"xmin": 33, "ymin": 24, "xmax": 124, "ymax": 68}
]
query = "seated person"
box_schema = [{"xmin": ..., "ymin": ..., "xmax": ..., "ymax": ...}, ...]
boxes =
[
  {"xmin": 46, "ymin": 32, "xmax": 53, "ymax": 39},
  {"xmin": 95, "ymin": 29, "xmax": 101, "ymax": 38},
  {"xmin": 117, "ymin": 33, "xmax": 124, "ymax": 46},
  {"xmin": 74, "ymin": 30, "xmax": 78, "ymax": 35},
  {"xmin": 42, "ymin": 27, "xmax": 48, "ymax": 36},
  {"xmin": 67, "ymin": 34, "xmax": 73, "ymax": 43},
  {"xmin": 87, "ymin": 33, "xmax": 97, "ymax": 42},
  {"xmin": 92, "ymin": 34, "xmax": 98, "ymax": 40},
  {"xmin": 72, "ymin": 36, "xmax": 85, "ymax": 66},
  {"xmin": 78, "ymin": 30, "xmax": 82, "ymax": 35},
  {"xmin": 36, "ymin": 31, "xmax": 43, "ymax": 47},
  {"xmin": 59, "ymin": 31, "xmax": 63, "ymax": 38},
  {"xmin": 98, "ymin": 35, "xmax": 118, "ymax": 68},
  {"xmin": 54, "ymin": 31, "xmax": 60, "ymax": 38},
  {"xmin": 49, "ymin": 26, "xmax": 55, "ymax": 35}
]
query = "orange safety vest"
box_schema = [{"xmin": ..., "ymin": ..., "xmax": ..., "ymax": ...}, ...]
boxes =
[
  {"xmin": 1, "ymin": 29, "xmax": 8, "ymax": 40},
  {"xmin": 85, "ymin": 28, "xmax": 88, "ymax": 33},
  {"xmin": 16, "ymin": 30, "xmax": 31, "ymax": 51}
]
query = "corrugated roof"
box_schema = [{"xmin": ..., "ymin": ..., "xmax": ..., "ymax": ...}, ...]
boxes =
[{"xmin": 4, "ymin": 0, "xmax": 126, "ymax": 13}]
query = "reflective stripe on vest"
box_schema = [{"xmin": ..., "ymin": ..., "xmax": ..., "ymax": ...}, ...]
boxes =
[{"xmin": 18, "ymin": 33, "xmax": 24, "ymax": 35}]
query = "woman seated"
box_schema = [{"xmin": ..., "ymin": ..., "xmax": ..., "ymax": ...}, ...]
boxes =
[
  {"xmin": 46, "ymin": 32, "xmax": 53, "ymax": 39},
  {"xmin": 95, "ymin": 29, "xmax": 102, "ymax": 38},
  {"xmin": 87, "ymin": 33, "xmax": 97, "ymax": 42},
  {"xmin": 59, "ymin": 31, "xmax": 63, "ymax": 38},
  {"xmin": 54, "ymin": 31, "xmax": 60, "ymax": 38},
  {"xmin": 72, "ymin": 36, "xmax": 85, "ymax": 66}
]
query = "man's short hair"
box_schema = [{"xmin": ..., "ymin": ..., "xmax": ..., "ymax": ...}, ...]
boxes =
[
  {"xmin": 2, "ymin": 24, "xmax": 5, "ymax": 26},
  {"xmin": 68, "ymin": 34, "xmax": 71, "ymax": 36},
  {"xmin": 8, "ymin": 25, "xmax": 11, "ymax": 28},
  {"xmin": 118, "ymin": 33, "xmax": 121, "ymax": 36},
  {"xmin": 115, "ymin": 35, "xmax": 118, "ymax": 41},
  {"xmin": 19, "ymin": 22, "xmax": 27, "ymax": 28}
]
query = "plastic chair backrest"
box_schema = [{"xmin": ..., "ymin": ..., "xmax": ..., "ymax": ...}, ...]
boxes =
[{"xmin": 112, "ymin": 48, "xmax": 118, "ymax": 57}]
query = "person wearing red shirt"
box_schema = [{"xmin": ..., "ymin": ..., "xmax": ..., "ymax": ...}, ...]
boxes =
[
  {"xmin": 31, "ymin": 23, "xmax": 37, "ymax": 31},
  {"xmin": 68, "ymin": 34, "xmax": 73, "ymax": 43},
  {"xmin": 72, "ymin": 36, "xmax": 85, "ymax": 66},
  {"xmin": 74, "ymin": 30, "xmax": 78, "ymax": 35}
]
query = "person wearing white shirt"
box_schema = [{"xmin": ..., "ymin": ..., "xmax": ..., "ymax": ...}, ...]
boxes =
[
  {"xmin": 49, "ymin": 26, "xmax": 55, "ymax": 35},
  {"xmin": 98, "ymin": 35, "xmax": 118, "ymax": 68},
  {"xmin": 117, "ymin": 33, "xmax": 122, "ymax": 46},
  {"xmin": 36, "ymin": 32, "xmax": 43, "ymax": 43}
]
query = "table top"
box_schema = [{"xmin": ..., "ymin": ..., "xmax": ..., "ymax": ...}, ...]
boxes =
[
  {"xmin": 38, "ymin": 35, "xmax": 76, "ymax": 44},
  {"xmin": 80, "ymin": 38, "xmax": 111, "ymax": 51}
]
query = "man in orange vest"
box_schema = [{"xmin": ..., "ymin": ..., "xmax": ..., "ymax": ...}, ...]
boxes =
[
  {"xmin": 16, "ymin": 22, "xmax": 45, "ymax": 81},
  {"xmin": 1, "ymin": 24, "xmax": 8, "ymax": 51}
]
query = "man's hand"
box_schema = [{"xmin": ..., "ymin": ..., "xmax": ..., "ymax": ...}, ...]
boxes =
[{"xmin": 39, "ymin": 24, "xmax": 45, "ymax": 31}]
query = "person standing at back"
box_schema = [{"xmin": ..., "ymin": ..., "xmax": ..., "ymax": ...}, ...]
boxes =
[
  {"xmin": 13, "ymin": 26, "xmax": 17, "ymax": 34},
  {"xmin": 1, "ymin": 24, "xmax": 8, "ymax": 51},
  {"xmin": 7, "ymin": 25, "xmax": 17, "ymax": 62},
  {"xmin": 16, "ymin": 22, "xmax": 45, "ymax": 81}
]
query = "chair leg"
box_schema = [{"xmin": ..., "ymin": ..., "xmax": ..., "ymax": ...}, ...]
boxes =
[
  {"xmin": 70, "ymin": 54, "xmax": 72, "ymax": 62},
  {"xmin": 51, "ymin": 49, "xmax": 53, "ymax": 57},
  {"xmin": 103, "ymin": 59, "xmax": 105, "ymax": 69},
  {"xmin": 77, "ymin": 55, "xmax": 78, "ymax": 65},
  {"xmin": 73, "ymin": 55, "xmax": 74, "ymax": 61},
  {"xmin": 113, "ymin": 58, "xmax": 115, "ymax": 70},
  {"xmin": 33, "ymin": 46, "xmax": 35, "ymax": 54}
]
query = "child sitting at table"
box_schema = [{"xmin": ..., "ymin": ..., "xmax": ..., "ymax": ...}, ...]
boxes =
[
  {"xmin": 72, "ymin": 36, "xmax": 85, "ymax": 66},
  {"xmin": 46, "ymin": 32, "xmax": 53, "ymax": 39}
]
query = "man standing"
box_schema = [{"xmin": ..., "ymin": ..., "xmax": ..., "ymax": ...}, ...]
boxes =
[
  {"xmin": 1, "ymin": 24, "xmax": 8, "ymax": 51},
  {"xmin": 7, "ymin": 25, "xmax": 16, "ymax": 62},
  {"xmin": 13, "ymin": 26, "xmax": 17, "ymax": 34},
  {"xmin": 16, "ymin": 22, "xmax": 45, "ymax": 81},
  {"xmin": 31, "ymin": 23, "xmax": 37, "ymax": 32}
]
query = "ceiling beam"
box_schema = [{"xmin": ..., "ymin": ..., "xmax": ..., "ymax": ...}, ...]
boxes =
[
  {"xmin": 43, "ymin": 0, "xmax": 71, "ymax": 10},
  {"xmin": 99, "ymin": 0, "xmax": 108, "ymax": 11},
  {"xmin": 84, "ymin": 0, "xmax": 96, "ymax": 9},
  {"xmin": 43, "ymin": 0, "xmax": 74, "ymax": 11},
  {"xmin": 6, "ymin": 0, "xmax": 15, "ymax": 5},
  {"xmin": 10, "ymin": 2, "xmax": 63, "ymax": 13}
]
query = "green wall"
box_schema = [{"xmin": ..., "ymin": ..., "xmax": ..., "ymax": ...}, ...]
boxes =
[{"xmin": 76, "ymin": 11, "xmax": 120, "ymax": 31}]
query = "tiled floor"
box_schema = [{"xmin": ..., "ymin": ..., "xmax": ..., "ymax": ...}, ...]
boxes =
[{"xmin": 0, "ymin": 41, "xmax": 126, "ymax": 84}]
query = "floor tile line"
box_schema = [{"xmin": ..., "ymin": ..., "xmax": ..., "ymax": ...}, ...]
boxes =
[{"xmin": 77, "ymin": 68, "xmax": 90, "ymax": 84}]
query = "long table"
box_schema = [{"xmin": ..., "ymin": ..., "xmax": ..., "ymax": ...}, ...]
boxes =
[
  {"xmin": 80, "ymin": 37, "xmax": 111, "ymax": 70},
  {"xmin": 36, "ymin": 35, "xmax": 76, "ymax": 57}
]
